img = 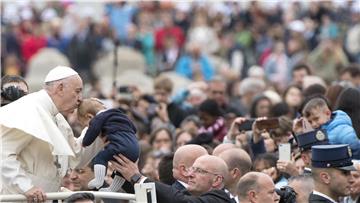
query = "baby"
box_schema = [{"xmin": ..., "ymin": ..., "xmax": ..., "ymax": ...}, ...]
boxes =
[
  {"xmin": 301, "ymin": 97, "xmax": 360, "ymax": 158},
  {"xmin": 77, "ymin": 98, "xmax": 139, "ymax": 191}
]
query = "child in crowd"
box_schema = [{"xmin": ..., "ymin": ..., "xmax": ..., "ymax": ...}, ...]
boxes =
[
  {"xmin": 77, "ymin": 98, "xmax": 139, "ymax": 191},
  {"xmin": 198, "ymin": 99, "xmax": 227, "ymax": 142},
  {"xmin": 301, "ymin": 97, "xmax": 360, "ymax": 158}
]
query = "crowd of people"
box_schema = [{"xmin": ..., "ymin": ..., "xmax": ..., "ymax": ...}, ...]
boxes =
[{"xmin": 1, "ymin": 1, "xmax": 360, "ymax": 203}]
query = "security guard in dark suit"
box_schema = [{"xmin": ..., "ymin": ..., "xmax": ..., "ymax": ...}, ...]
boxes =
[
  {"xmin": 309, "ymin": 144, "xmax": 356, "ymax": 203},
  {"xmin": 295, "ymin": 129, "xmax": 329, "ymax": 174}
]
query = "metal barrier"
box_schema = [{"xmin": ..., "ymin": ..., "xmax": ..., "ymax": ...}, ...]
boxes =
[{"xmin": 0, "ymin": 183, "xmax": 157, "ymax": 203}]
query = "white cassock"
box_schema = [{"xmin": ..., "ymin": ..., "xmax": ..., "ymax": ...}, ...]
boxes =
[{"xmin": 0, "ymin": 90, "xmax": 102, "ymax": 195}]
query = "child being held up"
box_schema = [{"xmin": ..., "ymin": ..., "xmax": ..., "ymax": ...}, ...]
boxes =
[
  {"xmin": 77, "ymin": 98, "xmax": 139, "ymax": 191},
  {"xmin": 299, "ymin": 96, "xmax": 360, "ymax": 158}
]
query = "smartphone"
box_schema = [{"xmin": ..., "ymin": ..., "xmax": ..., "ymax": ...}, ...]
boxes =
[
  {"xmin": 278, "ymin": 143, "xmax": 291, "ymax": 161},
  {"xmin": 256, "ymin": 118, "xmax": 280, "ymax": 130},
  {"xmin": 118, "ymin": 85, "xmax": 132, "ymax": 93},
  {"xmin": 238, "ymin": 119, "xmax": 256, "ymax": 131}
]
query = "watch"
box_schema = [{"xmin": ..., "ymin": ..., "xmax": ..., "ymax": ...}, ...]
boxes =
[{"xmin": 130, "ymin": 173, "xmax": 142, "ymax": 185}]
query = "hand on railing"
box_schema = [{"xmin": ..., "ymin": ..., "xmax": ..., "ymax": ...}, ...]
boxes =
[{"xmin": 24, "ymin": 186, "xmax": 46, "ymax": 203}]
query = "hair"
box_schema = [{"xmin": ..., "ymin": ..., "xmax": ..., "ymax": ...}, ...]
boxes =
[
  {"xmin": 1, "ymin": 75, "xmax": 29, "ymax": 106},
  {"xmin": 302, "ymin": 97, "xmax": 330, "ymax": 117},
  {"xmin": 270, "ymin": 116, "xmax": 293, "ymax": 137},
  {"xmin": 303, "ymin": 84, "xmax": 326, "ymax": 98},
  {"xmin": 158, "ymin": 153, "xmax": 175, "ymax": 185},
  {"xmin": 292, "ymin": 63, "xmax": 311, "ymax": 75},
  {"xmin": 325, "ymin": 84, "xmax": 345, "ymax": 110},
  {"xmin": 336, "ymin": 88, "xmax": 360, "ymax": 138},
  {"xmin": 180, "ymin": 115, "xmax": 202, "ymax": 128},
  {"xmin": 311, "ymin": 167, "xmax": 332, "ymax": 183},
  {"xmin": 149, "ymin": 127, "xmax": 173, "ymax": 146},
  {"xmin": 249, "ymin": 94, "xmax": 272, "ymax": 118},
  {"xmin": 237, "ymin": 172, "xmax": 261, "ymax": 199},
  {"xmin": 254, "ymin": 153, "xmax": 278, "ymax": 171},
  {"xmin": 288, "ymin": 174, "xmax": 314, "ymax": 194},
  {"xmin": 340, "ymin": 65, "xmax": 360, "ymax": 78},
  {"xmin": 303, "ymin": 76, "xmax": 326, "ymax": 90},
  {"xmin": 209, "ymin": 76, "xmax": 226, "ymax": 85},
  {"xmin": 283, "ymin": 84, "xmax": 302, "ymax": 97},
  {"xmin": 175, "ymin": 130, "xmax": 194, "ymax": 143},
  {"xmin": 199, "ymin": 99, "xmax": 223, "ymax": 117},
  {"xmin": 1, "ymin": 75, "xmax": 28, "ymax": 90},
  {"xmin": 63, "ymin": 192, "xmax": 95, "ymax": 203},
  {"xmin": 154, "ymin": 75, "xmax": 173, "ymax": 93},
  {"xmin": 221, "ymin": 149, "xmax": 252, "ymax": 175},
  {"xmin": 77, "ymin": 98, "xmax": 105, "ymax": 118},
  {"xmin": 271, "ymin": 102, "xmax": 290, "ymax": 117},
  {"xmin": 238, "ymin": 78, "xmax": 266, "ymax": 96},
  {"xmin": 288, "ymin": 174, "xmax": 313, "ymax": 184}
]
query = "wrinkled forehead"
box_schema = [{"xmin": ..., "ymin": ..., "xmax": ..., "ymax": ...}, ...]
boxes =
[
  {"xmin": 65, "ymin": 75, "xmax": 83, "ymax": 89},
  {"xmin": 193, "ymin": 156, "xmax": 218, "ymax": 171}
]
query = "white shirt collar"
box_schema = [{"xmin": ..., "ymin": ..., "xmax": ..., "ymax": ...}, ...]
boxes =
[
  {"xmin": 313, "ymin": 190, "xmax": 338, "ymax": 203},
  {"xmin": 178, "ymin": 180, "xmax": 188, "ymax": 188},
  {"xmin": 225, "ymin": 189, "xmax": 239, "ymax": 203}
]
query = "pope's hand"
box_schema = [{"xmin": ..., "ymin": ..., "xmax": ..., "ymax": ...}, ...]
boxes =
[{"xmin": 24, "ymin": 186, "xmax": 46, "ymax": 203}]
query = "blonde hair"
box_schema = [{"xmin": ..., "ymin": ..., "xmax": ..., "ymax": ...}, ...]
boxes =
[
  {"xmin": 154, "ymin": 75, "xmax": 173, "ymax": 93},
  {"xmin": 302, "ymin": 97, "xmax": 329, "ymax": 117}
]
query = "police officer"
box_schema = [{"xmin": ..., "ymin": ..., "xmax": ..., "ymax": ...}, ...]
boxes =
[
  {"xmin": 309, "ymin": 144, "xmax": 355, "ymax": 203},
  {"xmin": 295, "ymin": 129, "xmax": 329, "ymax": 174}
]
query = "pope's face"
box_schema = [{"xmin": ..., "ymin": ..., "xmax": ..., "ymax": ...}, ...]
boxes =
[{"xmin": 60, "ymin": 75, "xmax": 83, "ymax": 114}]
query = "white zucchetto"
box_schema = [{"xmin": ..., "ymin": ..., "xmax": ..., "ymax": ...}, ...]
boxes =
[{"xmin": 44, "ymin": 66, "xmax": 78, "ymax": 83}]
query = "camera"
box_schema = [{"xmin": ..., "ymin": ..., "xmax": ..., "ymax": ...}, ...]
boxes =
[
  {"xmin": 1, "ymin": 86, "xmax": 27, "ymax": 106},
  {"xmin": 276, "ymin": 186, "xmax": 297, "ymax": 203}
]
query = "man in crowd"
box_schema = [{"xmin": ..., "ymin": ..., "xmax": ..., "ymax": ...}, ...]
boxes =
[
  {"xmin": 310, "ymin": 144, "xmax": 355, "ymax": 202},
  {"xmin": 218, "ymin": 148, "xmax": 252, "ymax": 202},
  {"xmin": 236, "ymin": 172, "xmax": 280, "ymax": 203},
  {"xmin": 63, "ymin": 193, "xmax": 95, "ymax": 203},
  {"xmin": 69, "ymin": 162, "xmax": 95, "ymax": 191},
  {"xmin": 212, "ymin": 143, "xmax": 236, "ymax": 156},
  {"xmin": 294, "ymin": 129, "xmax": 329, "ymax": 174},
  {"xmin": 172, "ymin": 144, "xmax": 208, "ymax": 191},
  {"xmin": 288, "ymin": 175, "xmax": 314, "ymax": 203},
  {"xmin": 112, "ymin": 154, "xmax": 235, "ymax": 203},
  {"xmin": 0, "ymin": 66, "xmax": 83, "ymax": 202},
  {"xmin": 207, "ymin": 78, "xmax": 241, "ymax": 117}
]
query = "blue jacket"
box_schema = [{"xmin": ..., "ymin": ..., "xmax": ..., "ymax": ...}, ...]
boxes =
[
  {"xmin": 321, "ymin": 110, "xmax": 360, "ymax": 158},
  {"xmin": 175, "ymin": 55, "xmax": 214, "ymax": 81}
]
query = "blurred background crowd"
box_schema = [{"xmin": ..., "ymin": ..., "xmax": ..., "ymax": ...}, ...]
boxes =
[{"xmin": 2, "ymin": 0, "xmax": 360, "ymax": 202}]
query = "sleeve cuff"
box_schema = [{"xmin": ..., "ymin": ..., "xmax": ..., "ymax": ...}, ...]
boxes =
[{"xmin": 222, "ymin": 135, "xmax": 234, "ymax": 144}]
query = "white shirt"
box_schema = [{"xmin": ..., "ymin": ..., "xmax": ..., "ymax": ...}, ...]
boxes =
[
  {"xmin": 342, "ymin": 196, "xmax": 359, "ymax": 203},
  {"xmin": 313, "ymin": 190, "xmax": 338, "ymax": 203},
  {"xmin": 0, "ymin": 90, "xmax": 74, "ymax": 194},
  {"xmin": 178, "ymin": 180, "xmax": 189, "ymax": 189},
  {"xmin": 225, "ymin": 189, "xmax": 239, "ymax": 203}
]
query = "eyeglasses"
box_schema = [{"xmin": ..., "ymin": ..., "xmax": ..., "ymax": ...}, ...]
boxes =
[{"xmin": 190, "ymin": 167, "xmax": 221, "ymax": 177}]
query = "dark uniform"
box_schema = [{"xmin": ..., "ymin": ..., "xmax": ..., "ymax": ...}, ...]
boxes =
[
  {"xmin": 309, "ymin": 144, "xmax": 356, "ymax": 203},
  {"xmin": 295, "ymin": 129, "xmax": 329, "ymax": 151},
  {"xmin": 295, "ymin": 129, "xmax": 329, "ymax": 174}
]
